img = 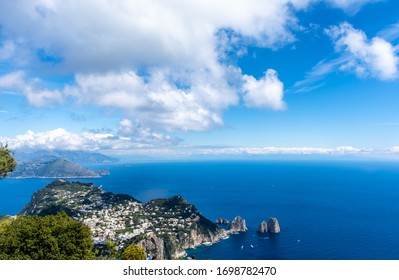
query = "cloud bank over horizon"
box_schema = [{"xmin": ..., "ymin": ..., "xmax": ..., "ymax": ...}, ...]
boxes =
[{"xmin": 1, "ymin": 128, "xmax": 397, "ymax": 158}]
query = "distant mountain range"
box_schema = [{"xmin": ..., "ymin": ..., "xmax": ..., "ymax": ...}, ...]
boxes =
[
  {"xmin": 14, "ymin": 150, "xmax": 118, "ymax": 165},
  {"xmin": 9, "ymin": 158, "xmax": 109, "ymax": 178}
]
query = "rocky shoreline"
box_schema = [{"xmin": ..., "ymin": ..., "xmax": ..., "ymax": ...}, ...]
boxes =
[{"xmin": 19, "ymin": 180, "xmax": 281, "ymax": 259}]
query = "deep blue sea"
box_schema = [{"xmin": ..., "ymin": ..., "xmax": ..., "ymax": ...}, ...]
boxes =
[{"xmin": 1, "ymin": 160, "xmax": 399, "ymax": 260}]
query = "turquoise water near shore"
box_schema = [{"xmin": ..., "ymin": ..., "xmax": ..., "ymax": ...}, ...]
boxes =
[{"xmin": 1, "ymin": 160, "xmax": 399, "ymax": 259}]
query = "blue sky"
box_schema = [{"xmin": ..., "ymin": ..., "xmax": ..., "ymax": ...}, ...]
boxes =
[{"xmin": 1, "ymin": 0, "xmax": 399, "ymax": 158}]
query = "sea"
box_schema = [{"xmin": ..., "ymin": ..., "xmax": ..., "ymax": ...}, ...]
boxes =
[{"xmin": 1, "ymin": 160, "xmax": 399, "ymax": 260}]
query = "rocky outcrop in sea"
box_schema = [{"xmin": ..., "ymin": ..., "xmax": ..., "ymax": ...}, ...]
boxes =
[
  {"xmin": 267, "ymin": 217, "xmax": 281, "ymax": 233},
  {"xmin": 215, "ymin": 218, "xmax": 229, "ymax": 224},
  {"xmin": 257, "ymin": 220, "xmax": 268, "ymax": 233},
  {"xmin": 228, "ymin": 216, "xmax": 247, "ymax": 233},
  {"xmin": 257, "ymin": 217, "xmax": 281, "ymax": 234}
]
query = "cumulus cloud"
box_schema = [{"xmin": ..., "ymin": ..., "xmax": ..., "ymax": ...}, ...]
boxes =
[
  {"xmin": 0, "ymin": 71, "xmax": 26, "ymax": 91},
  {"xmin": 0, "ymin": 0, "xmax": 311, "ymax": 131},
  {"xmin": 0, "ymin": 128, "xmax": 179, "ymax": 151},
  {"xmin": 326, "ymin": 22, "xmax": 399, "ymax": 80},
  {"xmin": 65, "ymin": 68, "xmax": 239, "ymax": 131},
  {"xmin": 243, "ymin": 69, "xmax": 286, "ymax": 110},
  {"xmin": 0, "ymin": 0, "xmax": 384, "ymax": 134},
  {"xmin": 0, "ymin": 0, "xmax": 304, "ymax": 72},
  {"xmin": 0, "ymin": 71, "xmax": 63, "ymax": 106},
  {"xmin": 117, "ymin": 118, "xmax": 181, "ymax": 146},
  {"xmin": 24, "ymin": 87, "xmax": 63, "ymax": 107}
]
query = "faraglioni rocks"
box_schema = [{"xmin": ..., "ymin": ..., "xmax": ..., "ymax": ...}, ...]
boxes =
[
  {"xmin": 215, "ymin": 218, "xmax": 229, "ymax": 224},
  {"xmin": 257, "ymin": 220, "xmax": 268, "ymax": 233},
  {"xmin": 228, "ymin": 216, "xmax": 247, "ymax": 232},
  {"xmin": 267, "ymin": 217, "xmax": 281, "ymax": 233}
]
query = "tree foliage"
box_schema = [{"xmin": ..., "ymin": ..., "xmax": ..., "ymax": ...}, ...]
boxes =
[
  {"xmin": 122, "ymin": 244, "xmax": 146, "ymax": 260},
  {"xmin": 0, "ymin": 145, "xmax": 16, "ymax": 178},
  {"xmin": 0, "ymin": 212, "xmax": 95, "ymax": 260}
]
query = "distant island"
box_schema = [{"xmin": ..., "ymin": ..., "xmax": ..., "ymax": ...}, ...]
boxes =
[
  {"xmin": 14, "ymin": 149, "xmax": 118, "ymax": 165},
  {"xmin": 9, "ymin": 158, "xmax": 109, "ymax": 178}
]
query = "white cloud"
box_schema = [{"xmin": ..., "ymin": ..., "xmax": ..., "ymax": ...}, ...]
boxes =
[
  {"xmin": 24, "ymin": 87, "xmax": 63, "ymax": 107},
  {"xmin": 0, "ymin": 40, "xmax": 15, "ymax": 61},
  {"xmin": 326, "ymin": 0, "xmax": 381, "ymax": 13},
  {"xmin": 292, "ymin": 22, "xmax": 398, "ymax": 93},
  {"xmin": 326, "ymin": 22, "xmax": 399, "ymax": 80},
  {"xmin": 194, "ymin": 145, "xmax": 367, "ymax": 155},
  {"xmin": 0, "ymin": 71, "xmax": 26, "ymax": 91},
  {"xmin": 243, "ymin": 69, "xmax": 286, "ymax": 110},
  {"xmin": 65, "ymin": 68, "xmax": 239, "ymax": 131},
  {"xmin": 377, "ymin": 22, "xmax": 399, "ymax": 44},
  {"xmin": 0, "ymin": 128, "xmax": 178, "ymax": 151},
  {"xmin": 1, "ymin": 128, "xmax": 375, "ymax": 156},
  {"xmin": 117, "ymin": 118, "xmax": 181, "ymax": 146},
  {"xmin": 291, "ymin": 57, "xmax": 346, "ymax": 93},
  {"xmin": 0, "ymin": 1, "xmax": 385, "ymax": 134},
  {"xmin": 0, "ymin": 0, "xmax": 312, "ymax": 131},
  {"xmin": 0, "ymin": 71, "xmax": 63, "ymax": 106},
  {"xmin": 0, "ymin": 0, "xmax": 305, "ymax": 72}
]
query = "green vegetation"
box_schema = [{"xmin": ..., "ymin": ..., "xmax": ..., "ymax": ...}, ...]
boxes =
[
  {"xmin": 0, "ymin": 216, "xmax": 13, "ymax": 234},
  {"xmin": 93, "ymin": 238, "xmax": 120, "ymax": 260},
  {"xmin": 122, "ymin": 244, "xmax": 147, "ymax": 260},
  {"xmin": 0, "ymin": 145, "xmax": 16, "ymax": 178},
  {"xmin": 0, "ymin": 212, "xmax": 95, "ymax": 260}
]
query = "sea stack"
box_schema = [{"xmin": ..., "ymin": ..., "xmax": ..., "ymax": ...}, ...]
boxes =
[
  {"xmin": 267, "ymin": 217, "xmax": 281, "ymax": 233},
  {"xmin": 228, "ymin": 216, "xmax": 247, "ymax": 232},
  {"xmin": 257, "ymin": 221, "xmax": 268, "ymax": 233},
  {"xmin": 215, "ymin": 218, "xmax": 229, "ymax": 224}
]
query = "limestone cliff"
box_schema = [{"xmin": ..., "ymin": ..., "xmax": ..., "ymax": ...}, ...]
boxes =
[
  {"xmin": 136, "ymin": 232, "xmax": 165, "ymax": 260},
  {"xmin": 267, "ymin": 217, "xmax": 281, "ymax": 233},
  {"xmin": 228, "ymin": 216, "xmax": 247, "ymax": 233},
  {"xmin": 257, "ymin": 220, "xmax": 268, "ymax": 233}
]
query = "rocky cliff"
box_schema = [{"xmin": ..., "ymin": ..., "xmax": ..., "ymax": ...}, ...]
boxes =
[
  {"xmin": 20, "ymin": 180, "xmax": 228, "ymax": 259},
  {"xmin": 228, "ymin": 216, "xmax": 247, "ymax": 233},
  {"xmin": 267, "ymin": 217, "xmax": 281, "ymax": 233},
  {"xmin": 257, "ymin": 220, "xmax": 268, "ymax": 233},
  {"xmin": 215, "ymin": 218, "xmax": 229, "ymax": 224},
  {"xmin": 257, "ymin": 218, "xmax": 281, "ymax": 234}
]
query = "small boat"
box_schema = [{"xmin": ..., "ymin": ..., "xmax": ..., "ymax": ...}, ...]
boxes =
[{"xmin": 250, "ymin": 244, "xmax": 254, "ymax": 248}]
